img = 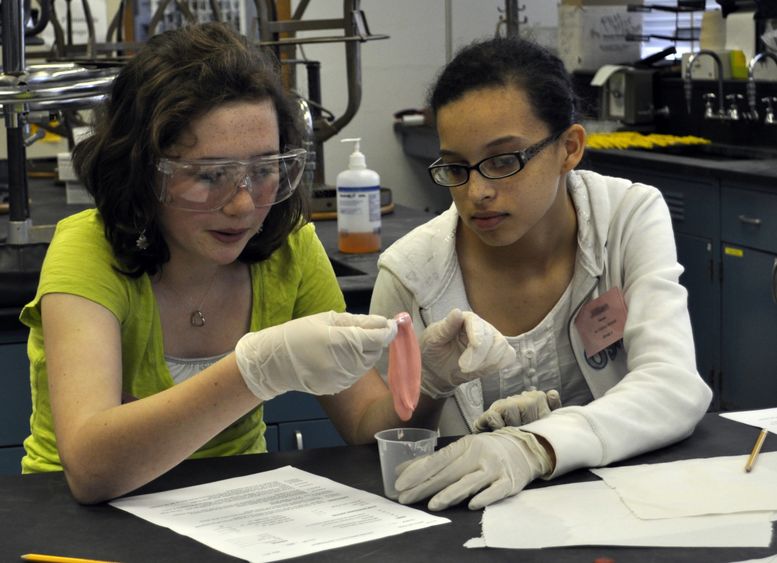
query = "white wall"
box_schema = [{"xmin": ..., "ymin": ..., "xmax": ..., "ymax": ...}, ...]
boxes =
[{"xmin": 291, "ymin": 1, "xmax": 557, "ymax": 213}]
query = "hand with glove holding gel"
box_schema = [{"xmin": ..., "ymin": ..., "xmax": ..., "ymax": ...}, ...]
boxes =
[
  {"xmin": 236, "ymin": 311, "xmax": 397, "ymax": 401},
  {"xmin": 419, "ymin": 308, "xmax": 516, "ymax": 399}
]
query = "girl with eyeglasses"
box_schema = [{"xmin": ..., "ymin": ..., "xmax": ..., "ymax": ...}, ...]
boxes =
[
  {"xmin": 363, "ymin": 36, "xmax": 713, "ymax": 511},
  {"xmin": 19, "ymin": 23, "xmax": 400, "ymax": 504}
]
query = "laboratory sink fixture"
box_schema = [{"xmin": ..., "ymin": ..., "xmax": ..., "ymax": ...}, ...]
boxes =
[{"xmin": 637, "ymin": 143, "xmax": 777, "ymax": 161}]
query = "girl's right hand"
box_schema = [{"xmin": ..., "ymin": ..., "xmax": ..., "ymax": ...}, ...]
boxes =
[
  {"xmin": 235, "ymin": 311, "xmax": 396, "ymax": 401},
  {"xmin": 474, "ymin": 389, "xmax": 562, "ymax": 432}
]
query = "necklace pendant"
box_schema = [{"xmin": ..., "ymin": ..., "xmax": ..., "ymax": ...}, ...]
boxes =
[{"xmin": 190, "ymin": 310, "xmax": 206, "ymax": 328}]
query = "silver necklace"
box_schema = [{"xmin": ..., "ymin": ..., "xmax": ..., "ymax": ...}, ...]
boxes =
[{"xmin": 190, "ymin": 272, "xmax": 218, "ymax": 328}]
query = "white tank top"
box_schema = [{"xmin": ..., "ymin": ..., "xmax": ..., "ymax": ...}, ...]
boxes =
[{"xmin": 165, "ymin": 351, "xmax": 230, "ymax": 384}]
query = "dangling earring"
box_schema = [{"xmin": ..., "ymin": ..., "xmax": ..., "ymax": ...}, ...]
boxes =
[
  {"xmin": 257, "ymin": 225, "xmax": 263, "ymax": 234},
  {"xmin": 136, "ymin": 229, "xmax": 149, "ymax": 250}
]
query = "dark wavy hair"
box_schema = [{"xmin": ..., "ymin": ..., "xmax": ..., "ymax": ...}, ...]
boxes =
[
  {"xmin": 72, "ymin": 22, "xmax": 309, "ymax": 277},
  {"xmin": 428, "ymin": 36, "xmax": 579, "ymax": 135}
]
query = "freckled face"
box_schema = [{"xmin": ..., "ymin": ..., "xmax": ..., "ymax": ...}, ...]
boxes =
[
  {"xmin": 436, "ymin": 85, "xmax": 566, "ymax": 248},
  {"xmin": 157, "ymin": 100, "xmax": 279, "ymax": 266}
]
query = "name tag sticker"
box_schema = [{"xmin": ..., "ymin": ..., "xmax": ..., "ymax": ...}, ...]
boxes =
[{"xmin": 574, "ymin": 287, "xmax": 628, "ymax": 358}]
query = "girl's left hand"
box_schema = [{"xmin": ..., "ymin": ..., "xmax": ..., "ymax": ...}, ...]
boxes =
[{"xmin": 394, "ymin": 427, "xmax": 552, "ymax": 511}]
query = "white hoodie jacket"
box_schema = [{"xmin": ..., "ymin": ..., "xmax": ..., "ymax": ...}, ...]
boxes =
[{"xmin": 371, "ymin": 169, "xmax": 712, "ymax": 477}]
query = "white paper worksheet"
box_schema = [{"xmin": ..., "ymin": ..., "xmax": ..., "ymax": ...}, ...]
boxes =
[
  {"xmin": 110, "ymin": 465, "xmax": 450, "ymax": 562},
  {"xmin": 721, "ymin": 408, "xmax": 777, "ymax": 435}
]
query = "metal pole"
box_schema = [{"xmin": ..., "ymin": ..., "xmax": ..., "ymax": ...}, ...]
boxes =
[
  {"xmin": 2, "ymin": 0, "xmax": 25, "ymax": 71},
  {"xmin": 2, "ymin": 0, "xmax": 32, "ymax": 242},
  {"xmin": 305, "ymin": 61, "xmax": 325, "ymax": 187},
  {"xmin": 445, "ymin": 0, "xmax": 452, "ymax": 63},
  {"xmin": 504, "ymin": 0, "xmax": 521, "ymax": 38}
]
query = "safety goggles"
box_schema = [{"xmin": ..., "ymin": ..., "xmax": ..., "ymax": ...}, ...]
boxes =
[{"xmin": 155, "ymin": 148, "xmax": 307, "ymax": 211}]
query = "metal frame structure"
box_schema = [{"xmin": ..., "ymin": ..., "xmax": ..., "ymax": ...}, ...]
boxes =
[
  {"xmin": 1, "ymin": 0, "xmax": 120, "ymax": 245},
  {"xmin": 0, "ymin": 0, "xmax": 388, "ymax": 242}
]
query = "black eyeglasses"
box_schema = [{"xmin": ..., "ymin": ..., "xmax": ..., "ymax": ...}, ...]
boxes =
[{"xmin": 427, "ymin": 131, "xmax": 563, "ymax": 188}]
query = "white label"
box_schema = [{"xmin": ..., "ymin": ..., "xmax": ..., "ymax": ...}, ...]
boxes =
[{"xmin": 337, "ymin": 186, "xmax": 381, "ymax": 233}]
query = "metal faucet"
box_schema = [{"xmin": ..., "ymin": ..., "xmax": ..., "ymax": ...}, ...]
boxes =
[
  {"xmin": 725, "ymin": 93, "xmax": 745, "ymax": 120},
  {"xmin": 684, "ymin": 49, "xmax": 726, "ymax": 118},
  {"xmin": 763, "ymin": 96, "xmax": 777, "ymax": 125},
  {"xmin": 747, "ymin": 51, "xmax": 777, "ymax": 121}
]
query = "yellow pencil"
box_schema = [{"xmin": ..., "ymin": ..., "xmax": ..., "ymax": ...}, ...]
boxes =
[
  {"xmin": 744, "ymin": 428, "xmax": 769, "ymax": 473},
  {"xmin": 20, "ymin": 554, "xmax": 121, "ymax": 563}
]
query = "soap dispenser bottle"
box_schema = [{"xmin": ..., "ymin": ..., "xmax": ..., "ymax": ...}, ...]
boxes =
[{"xmin": 336, "ymin": 137, "xmax": 381, "ymax": 253}]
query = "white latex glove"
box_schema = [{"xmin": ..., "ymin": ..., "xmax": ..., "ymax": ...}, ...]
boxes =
[
  {"xmin": 394, "ymin": 427, "xmax": 552, "ymax": 511},
  {"xmin": 419, "ymin": 308, "xmax": 516, "ymax": 399},
  {"xmin": 235, "ymin": 311, "xmax": 396, "ymax": 401},
  {"xmin": 474, "ymin": 389, "xmax": 562, "ymax": 432}
]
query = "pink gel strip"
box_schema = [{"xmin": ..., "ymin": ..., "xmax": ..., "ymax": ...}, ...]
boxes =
[{"xmin": 387, "ymin": 312, "xmax": 421, "ymax": 421}]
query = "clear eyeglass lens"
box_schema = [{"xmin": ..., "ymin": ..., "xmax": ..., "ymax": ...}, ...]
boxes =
[
  {"xmin": 433, "ymin": 165, "xmax": 468, "ymax": 186},
  {"xmin": 160, "ymin": 152, "xmax": 304, "ymax": 211},
  {"xmin": 481, "ymin": 153, "xmax": 521, "ymax": 178}
]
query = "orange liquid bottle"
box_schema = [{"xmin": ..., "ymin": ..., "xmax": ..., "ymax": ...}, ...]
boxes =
[
  {"xmin": 338, "ymin": 231, "xmax": 381, "ymax": 254},
  {"xmin": 336, "ymin": 138, "xmax": 381, "ymax": 254}
]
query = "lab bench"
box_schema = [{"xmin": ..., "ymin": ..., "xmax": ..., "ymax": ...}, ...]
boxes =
[
  {"xmin": 2, "ymin": 413, "xmax": 774, "ymax": 563},
  {"xmin": 0, "ymin": 179, "xmax": 432, "ymax": 474}
]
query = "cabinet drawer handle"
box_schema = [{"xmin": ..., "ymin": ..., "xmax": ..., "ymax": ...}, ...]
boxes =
[
  {"xmin": 772, "ymin": 258, "xmax": 777, "ymax": 305},
  {"xmin": 295, "ymin": 430, "xmax": 304, "ymax": 450},
  {"xmin": 738, "ymin": 214, "xmax": 762, "ymax": 226}
]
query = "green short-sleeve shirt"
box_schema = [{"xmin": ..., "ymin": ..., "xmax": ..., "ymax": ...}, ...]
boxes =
[{"xmin": 20, "ymin": 209, "xmax": 345, "ymax": 473}]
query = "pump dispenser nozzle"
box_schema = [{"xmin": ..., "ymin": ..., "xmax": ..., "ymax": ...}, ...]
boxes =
[{"xmin": 341, "ymin": 137, "xmax": 366, "ymax": 170}]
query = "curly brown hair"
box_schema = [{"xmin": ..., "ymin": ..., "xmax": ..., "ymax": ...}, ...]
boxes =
[{"xmin": 72, "ymin": 22, "xmax": 309, "ymax": 277}]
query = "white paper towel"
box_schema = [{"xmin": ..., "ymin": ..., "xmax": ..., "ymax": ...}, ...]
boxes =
[{"xmin": 726, "ymin": 11, "xmax": 757, "ymax": 62}]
